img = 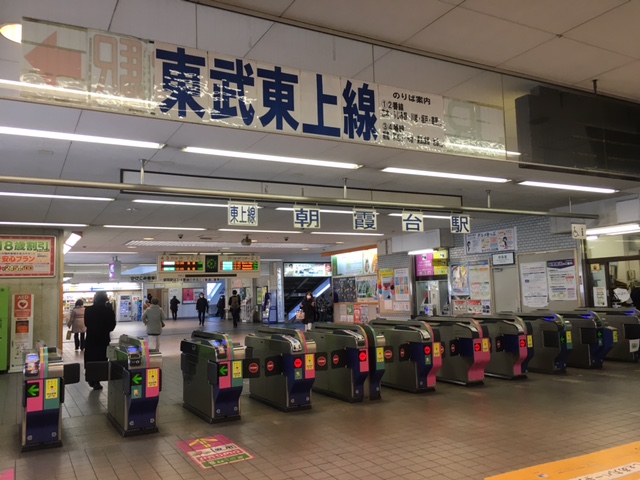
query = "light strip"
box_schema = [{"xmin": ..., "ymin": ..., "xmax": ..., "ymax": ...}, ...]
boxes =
[
  {"xmin": 586, "ymin": 223, "xmax": 639, "ymax": 235},
  {"xmin": 104, "ymin": 225, "xmax": 206, "ymax": 231},
  {"xmin": 444, "ymin": 142, "xmax": 521, "ymax": 156},
  {"xmin": 310, "ymin": 231, "xmax": 384, "ymax": 236},
  {"xmin": 276, "ymin": 207, "xmax": 354, "ymax": 215},
  {"xmin": 0, "ymin": 79, "xmax": 158, "ymax": 107},
  {"xmin": 219, "ymin": 228, "xmax": 301, "ymax": 234},
  {"xmin": 66, "ymin": 251, "xmax": 138, "ymax": 255},
  {"xmin": 133, "ymin": 199, "xmax": 227, "ymax": 208},
  {"xmin": 382, "ymin": 167, "xmax": 509, "ymax": 183},
  {"xmin": 183, "ymin": 146, "xmax": 361, "ymax": 170},
  {"xmin": 605, "ymin": 229, "xmax": 640, "ymax": 236},
  {"xmin": 388, "ymin": 213, "xmax": 450, "ymax": 219},
  {"xmin": 0, "ymin": 192, "xmax": 113, "ymax": 202},
  {"xmin": 0, "ymin": 221, "xmax": 87, "ymax": 227},
  {"xmin": 408, "ymin": 248, "xmax": 434, "ymax": 255},
  {"xmin": 518, "ymin": 181, "xmax": 616, "ymax": 194},
  {"xmin": 0, "ymin": 126, "xmax": 164, "ymax": 149}
]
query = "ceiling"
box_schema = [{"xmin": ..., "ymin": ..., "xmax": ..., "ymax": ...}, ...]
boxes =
[{"xmin": 0, "ymin": 0, "xmax": 639, "ymax": 275}]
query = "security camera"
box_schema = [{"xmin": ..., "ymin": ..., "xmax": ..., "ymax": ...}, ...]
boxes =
[
  {"xmin": 178, "ymin": 233, "xmax": 184, "ymax": 239},
  {"xmin": 284, "ymin": 237, "xmax": 289, "ymax": 242}
]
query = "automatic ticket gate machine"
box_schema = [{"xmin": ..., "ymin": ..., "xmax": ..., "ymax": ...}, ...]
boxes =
[
  {"xmin": 558, "ymin": 311, "xmax": 617, "ymax": 369},
  {"xmin": 307, "ymin": 323, "xmax": 386, "ymax": 402},
  {"xmin": 245, "ymin": 327, "xmax": 316, "ymax": 411},
  {"xmin": 369, "ymin": 318, "xmax": 441, "ymax": 392},
  {"xmin": 416, "ymin": 316, "xmax": 490, "ymax": 385},
  {"xmin": 513, "ymin": 312, "xmax": 572, "ymax": 374},
  {"xmin": 469, "ymin": 315, "xmax": 532, "ymax": 379},
  {"xmin": 106, "ymin": 335, "xmax": 162, "ymax": 436},
  {"xmin": 577, "ymin": 307, "xmax": 640, "ymax": 362},
  {"xmin": 21, "ymin": 344, "xmax": 80, "ymax": 452},
  {"xmin": 181, "ymin": 331, "xmax": 254, "ymax": 423}
]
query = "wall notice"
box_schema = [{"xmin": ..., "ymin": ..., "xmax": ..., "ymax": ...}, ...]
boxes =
[
  {"xmin": 547, "ymin": 259, "xmax": 577, "ymax": 301},
  {"xmin": 520, "ymin": 262, "xmax": 549, "ymax": 308}
]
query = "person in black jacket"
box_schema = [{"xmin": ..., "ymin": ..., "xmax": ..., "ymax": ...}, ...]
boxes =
[
  {"xmin": 196, "ymin": 293, "xmax": 209, "ymax": 326},
  {"xmin": 84, "ymin": 291, "xmax": 116, "ymax": 390},
  {"xmin": 169, "ymin": 295, "xmax": 180, "ymax": 321},
  {"xmin": 301, "ymin": 291, "xmax": 316, "ymax": 332}
]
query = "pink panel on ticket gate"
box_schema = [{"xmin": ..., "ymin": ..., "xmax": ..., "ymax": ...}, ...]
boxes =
[
  {"xmin": 513, "ymin": 335, "xmax": 528, "ymax": 376},
  {"xmin": 25, "ymin": 380, "xmax": 43, "ymax": 413},
  {"xmin": 218, "ymin": 361, "xmax": 231, "ymax": 389},
  {"xmin": 145, "ymin": 368, "xmax": 160, "ymax": 398},
  {"xmin": 468, "ymin": 339, "xmax": 490, "ymax": 383}
]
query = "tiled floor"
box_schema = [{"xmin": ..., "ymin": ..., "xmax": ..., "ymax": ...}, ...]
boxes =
[{"xmin": 2, "ymin": 317, "xmax": 640, "ymax": 480}]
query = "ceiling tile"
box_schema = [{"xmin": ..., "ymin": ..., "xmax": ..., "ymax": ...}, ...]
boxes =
[
  {"xmin": 500, "ymin": 37, "xmax": 635, "ymax": 84},
  {"xmin": 403, "ymin": 8, "xmax": 554, "ymax": 66},
  {"xmin": 208, "ymin": 0, "xmax": 294, "ymax": 16},
  {"xmin": 460, "ymin": 0, "xmax": 628, "ymax": 34},
  {"xmin": 574, "ymin": 60, "xmax": 640, "ymax": 101},
  {"xmin": 0, "ymin": 0, "xmax": 118, "ymax": 31}
]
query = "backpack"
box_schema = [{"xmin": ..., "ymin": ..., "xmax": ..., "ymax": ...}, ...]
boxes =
[{"xmin": 230, "ymin": 295, "xmax": 240, "ymax": 310}]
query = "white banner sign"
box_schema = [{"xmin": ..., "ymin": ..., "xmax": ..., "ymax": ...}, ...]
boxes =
[
  {"xmin": 292, "ymin": 207, "xmax": 320, "ymax": 229},
  {"xmin": 401, "ymin": 212, "xmax": 424, "ymax": 232},
  {"xmin": 228, "ymin": 202, "xmax": 258, "ymax": 226},
  {"xmin": 353, "ymin": 209, "xmax": 377, "ymax": 231},
  {"xmin": 451, "ymin": 215, "xmax": 471, "ymax": 234}
]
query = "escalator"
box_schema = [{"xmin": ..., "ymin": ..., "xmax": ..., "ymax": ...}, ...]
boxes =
[{"xmin": 284, "ymin": 277, "xmax": 330, "ymax": 317}]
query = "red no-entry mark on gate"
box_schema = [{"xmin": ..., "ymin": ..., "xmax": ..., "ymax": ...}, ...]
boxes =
[
  {"xmin": 332, "ymin": 355, "xmax": 340, "ymax": 365},
  {"xmin": 266, "ymin": 361, "xmax": 274, "ymax": 372},
  {"xmin": 317, "ymin": 356, "xmax": 327, "ymax": 367},
  {"xmin": 248, "ymin": 363, "xmax": 259, "ymax": 374}
]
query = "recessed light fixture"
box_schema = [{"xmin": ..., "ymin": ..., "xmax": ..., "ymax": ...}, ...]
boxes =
[
  {"xmin": 518, "ymin": 181, "xmax": 616, "ymax": 194},
  {"xmin": 103, "ymin": 225, "xmax": 206, "ymax": 231},
  {"xmin": 218, "ymin": 229, "xmax": 301, "ymax": 234},
  {"xmin": 388, "ymin": 213, "xmax": 450, "ymax": 219},
  {"xmin": 586, "ymin": 223, "xmax": 640, "ymax": 236},
  {"xmin": 382, "ymin": 167, "xmax": 509, "ymax": 183},
  {"xmin": 0, "ymin": 221, "xmax": 88, "ymax": 227},
  {"xmin": 0, "ymin": 23, "xmax": 21, "ymax": 43},
  {"xmin": 133, "ymin": 199, "xmax": 227, "ymax": 208},
  {"xmin": 143, "ymin": 237, "xmax": 154, "ymax": 241},
  {"xmin": 0, "ymin": 192, "xmax": 113, "ymax": 201},
  {"xmin": 63, "ymin": 232, "xmax": 83, "ymax": 254},
  {"xmin": 183, "ymin": 146, "xmax": 361, "ymax": 170},
  {"xmin": 311, "ymin": 231, "xmax": 384, "ymax": 237},
  {"xmin": 0, "ymin": 126, "xmax": 164, "ymax": 149},
  {"xmin": 444, "ymin": 142, "xmax": 521, "ymax": 156}
]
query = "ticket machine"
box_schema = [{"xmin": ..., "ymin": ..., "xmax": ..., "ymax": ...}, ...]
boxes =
[
  {"xmin": 245, "ymin": 327, "xmax": 316, "ymax": 411},
  {"xmin": 181, "ymin": 331, "xmax": 256, "ymax": 423},
  {"xmin": 417, "ymin": 316, "xmax": 490, "ymax": 385},
  {"xmin": 577, "ymin": 307, "xmax": 640, "ymax": 362},
  {"xmin": 469, "ymin": 315, "xmax": 532, "ymax": 379},
  {"xmin": 558, "ymin": 311, "xmax": 617, "ymax": 369},
  {"xmin": 21, "ymin": 344, "xmax": 80, "ymax": 452},
  {"xmin": 106, "ymin": 335, "xmax": 162, "ymax": 436},
  {"xmin": 513, "ymin": 312, "xmax": 572, "ymax": 374},
  {"xmin": 305, "ymin": 323, "xmax": 384, "ymax": 402},
  {"xmin": 369, "ymin": 318, "xmax": 441, "ymax": 392}
]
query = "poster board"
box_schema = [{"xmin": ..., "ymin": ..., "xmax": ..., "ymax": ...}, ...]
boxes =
[{"xmin": 516, "ymin": 249, "xmax": 580, "ymax": 313}]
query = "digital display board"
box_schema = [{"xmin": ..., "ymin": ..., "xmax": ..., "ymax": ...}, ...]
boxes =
[
  {"xmin": 159, "ymin": 260, "xmax": 204, "ymax": 273},
  {"xmin": 221, "ymin": 261, "xmax": 259, "ymax": 272},
  {"xmin": 284, "ymin": 263, "xmax": 331, "ymax": 277},
  {"xmin": 157, "ymin": 254, "xmax": 259, "ymax": 278}
]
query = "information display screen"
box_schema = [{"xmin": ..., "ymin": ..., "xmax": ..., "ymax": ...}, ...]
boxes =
[
  {"xmin": 221, "ymin": 261, "xmax": 259, "ymax": 272},
  {"xmin": 159, "ymin": 261, "xmax": 204, "ymax": 272}
]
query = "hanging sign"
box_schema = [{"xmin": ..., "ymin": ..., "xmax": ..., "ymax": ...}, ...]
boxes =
[
  {"xmin": 401, "ymin": 212, "xmax": 424, "ymax": 232},
  {"xmin": 228, "ymin": 202, "xmax": 258, "ymax": 226},
  {"xmin": 451, "ymin": 215, "xmax": 471, "ymax": 234},
  {"xmin": 292, "ymin": 207, "xmax": 321, "ymax": 229},
  {"xmin": 353, "ymin": 209, "xmax": 377, "ymax": 231}
]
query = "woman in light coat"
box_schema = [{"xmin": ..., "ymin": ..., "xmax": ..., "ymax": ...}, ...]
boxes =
[
  {"xmin": 142, "ymin": 298, "xmax": 166, "ymax": 350},
  {"xmin": 67, "ymin": 299, "xmax": 87, "ymax": 351}
]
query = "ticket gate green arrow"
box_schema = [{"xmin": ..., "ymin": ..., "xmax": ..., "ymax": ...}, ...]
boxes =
[
  {"xmin": 597, "ymin": 331, "xmax": 603, "ymax": 338},
  {"xmin": 132, "ymin": 373, "xmax": 143, "ymax": 385},
  {"xmin": 218, "ymin": 364, "xmax": 229, "ymax": 376},
  {"xmin": 27, "ymin": 384, "xmax": 40, "ymax": 397}
]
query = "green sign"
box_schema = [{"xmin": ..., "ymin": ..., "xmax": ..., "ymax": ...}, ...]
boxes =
[
  {"xmin": 132, "ymin": 373, "xmax": 143, "ymax": 385},
  {"xmin": 27, "ymin": 383, "xmax": 40, "ymax": 397},
  {"xmin": 597, "ymin": 331, "xmax": 603, "ymax": 338},
  {"xmin": 218, "ymin": 364, "xmax": 228, "ymax": 377}
]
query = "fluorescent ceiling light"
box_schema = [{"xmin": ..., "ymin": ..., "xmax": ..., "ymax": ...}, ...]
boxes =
[
  {"xmin": 407, "ymin": 248, "xmax": 434, "ymax": 255},
  {"xmin": 218, "ymin": 228, "xmax": 301, "ymax": 234},
  {"xmin": 133, "ymin": 199, "xmax": 227, "ymax": 208},
  {"xmin": 261, "ymin": 259, "xmax": 283, "ymax": 262},
  {"xmin": 104, "ymin": 225, "xmax": 206, "ymax": 231},
  {"xmin": 64, "ymin": 232, "xmax": 82, "ymax": 251},
  {"xmin": 382, "ymin": 167, "xmax": 509, "ymax": 183},
  {"xmin": 0, "ymin": 221, "xmax": 87, "ymax": 227},
  {"xmin": 0, "ymin": 126, "xmax": 164, "ymax": 149},
  {"xmin": 63, "ymin": 245, "xmax": 72, "ymax": 254},
  {"xmin": 586, "ymin": 223, "xmax": 640, "ymax": 236},
  {"xmin": 183, "ymin": 146, "xmax": 361, "ymax": 170},
  {"xmin": 276, "ymin": 207, "xmax": 354, "ymax": 215},
  {"xmin": 310, "ymin": 231, "xmax": 384, "ymax": 236},
  {"xmin": 605, "ymin": 229, "xmax": 640, "ymax": 236},
  {"xmin": 518, "ymin": 181, "xmax": 616, "ymax": 194},
  {"xmin": 388, "ymin": 213, "xmax": 450, "ymax": 219},
  {"xmin": 0, "ymin": 24, "xmax": 21, "ymax": 43},
  {"xmin": 586, "ymin": 236, "xmax": 598, "ymax": 241},
  {"xmin": 0, "ymin": 192, "xmax": 113, "ymax": 201},
  {"xmin": 444, "ymin": 142, "xmax": 520, "ymax": 156}
]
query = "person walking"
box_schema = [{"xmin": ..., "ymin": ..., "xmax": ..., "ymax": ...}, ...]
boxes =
[
  {"xmin": 67, "ymin": 299, "xmax": 86, "ymax": 351},
  {"xmin": 84, "ymin": 291, "xmax": 116, "ymax": 390},
  {"xmin": 301, "ymin": 291, "xmax": 316, "ymax": 332},
  {"xmin": 142, "ymin": 298, "xmax": 166, "ymax": 350},
  {"xmin": 196, "ymin": 293, "xmax": 209, "ymax": 326},
  {"xmin": 228, "ymin": 290, "xmax": 242, "ymax": 328},
  {"xmin": 169, "ymin": 295, "xmax": 180, "ymax": 321},
  {"xmin": 216, "ymin": 295, "xmax": 226, "ymax": 317}
]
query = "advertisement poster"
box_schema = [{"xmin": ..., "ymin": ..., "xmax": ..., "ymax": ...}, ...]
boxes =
[
  {"xmin": 0, "ymin": 235, "xmax": 56, "ymax": 278},
  {"xmin": 379, "ymin": 269, "xmax": 394, "ymax": 301},
  {"xmin": 416, "ymin": 253, "xmax": 435, "ymax": 277},
  {"xmin": 547, "ymin": 259, "xmax": 578, "ymax": 301},
  {"xmin": 168, "ymin": 287, "xmax": 180, "ymax": 299},
  {"xmin": 336, "ymin": 277, "xmax": 357, "ymax": 303},
  {"xmin": 362, "ymin": 249, "xmax": 378, "ymax": 275},
  {"xmin": 593, "ymin": 287, "xmax": 607, "ymax": 307},
  {"xmin": 482, "ymin": 300, "xmax": 492, "ymax": 315},
  {"xmin": 9, "ymin": 293, "xmax": 34, "ymax": 373},
  {"xmin": 450, "ymin": 263, "xmax": 470, "ymax": 296},
  {"xmin": 332, "ymin": 251, "xmax": 364, "ymax": 276},
  {"xmin": 465, "ymin": 228, "xmax": 516, "ymax": 254},
  {"xmin": 453, "ymin": 299, "xmax": 467, "ymax": 315},
  {"xmin": 356, "ymin": 276, "xmax": 377, "ymax": 302},
  {"xmin": 392, "ymin": 302, "xmax": 411, "ymax": 312},
  {"xmin": 520, "ymin": 262, "xmax": 549, "ymax": 308},
  {"xmin": 467, "ymin": 299, "xmax": 483, "ymax": 315},
  {"xmin": 468, "ymin": 260, "xmax": 491, "ymax": 300},
  {"xmin": 284, "ymin": 263, "xmax": 331, "ymax": 277},
  {"xmin": 346, "ymin": 304, "xmax": 354, "ymax": 322},
  {"xmin": 182, "ymin": 288, "xmax": 195, "ymax": 304},
  {"xmin": 394, "ymin": 268, "xmax": 410, "ymax": 301}
]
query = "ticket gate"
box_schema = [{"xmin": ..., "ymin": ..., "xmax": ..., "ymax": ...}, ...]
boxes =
[
  {"xmin": 469, "ymin": 315, "xmax": 532, "ymax": 379},
  {"xmin": 245, "ymin": 327, "xmax": 316, "ymax": 411},
  {"xmin": 417, "ymin": 316, "xmax": 490, "ymax": 385},
  {"xmin": 558, "ymin": 311, "xmax": 617, "ymax": 369},
  {"xmin": 512, "ymin": 312, "xmax": 572, "ymax": 373},
  {"xmin": 308, "ymin": 323, "xmax": 386, "ymax": 401},
  {"xmin": 577, "ymin": 307, "xmax": 640, "ymax": 362},
  {"xmin": 106, "ymin": 335, "xmax": 162, "ymax": 436},
  {"xmin": 21, "ymin": 344, "xmax": 80, "ymax": 452},
  {"xmin": 181, "ymin": 331, "xmax": 253, "ymax": 423},
  {"xmin": 369, "ymin": 318, "xmax": 441, "ymax": 392}
]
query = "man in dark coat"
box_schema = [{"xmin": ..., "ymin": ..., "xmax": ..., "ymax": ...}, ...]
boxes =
[
  {"xmin": 84, "ymin": 291, "xmax": 116, "ymax": 390},
  {"xmin": 196, "ymin": 293, "xmax": 209, "ymax": 326}
]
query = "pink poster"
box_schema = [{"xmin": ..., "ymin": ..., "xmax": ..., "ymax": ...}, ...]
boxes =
[{"xmin": 415, "ymin": 253, "xmax": 434, "ymax": 277}]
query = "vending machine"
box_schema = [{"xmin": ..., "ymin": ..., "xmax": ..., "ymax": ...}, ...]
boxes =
[{"xmin": 117, "ymin": 294, "xmax": 133, "ymax": 322}]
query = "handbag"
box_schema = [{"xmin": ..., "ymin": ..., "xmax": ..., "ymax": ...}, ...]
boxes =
[
  {"xmin": 295, "ymin": 310, "xmax": 305, "ymax": 322},
  {"xmin": 66, "ymin": 330, "xmax": 73, "ymax": 340}
]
